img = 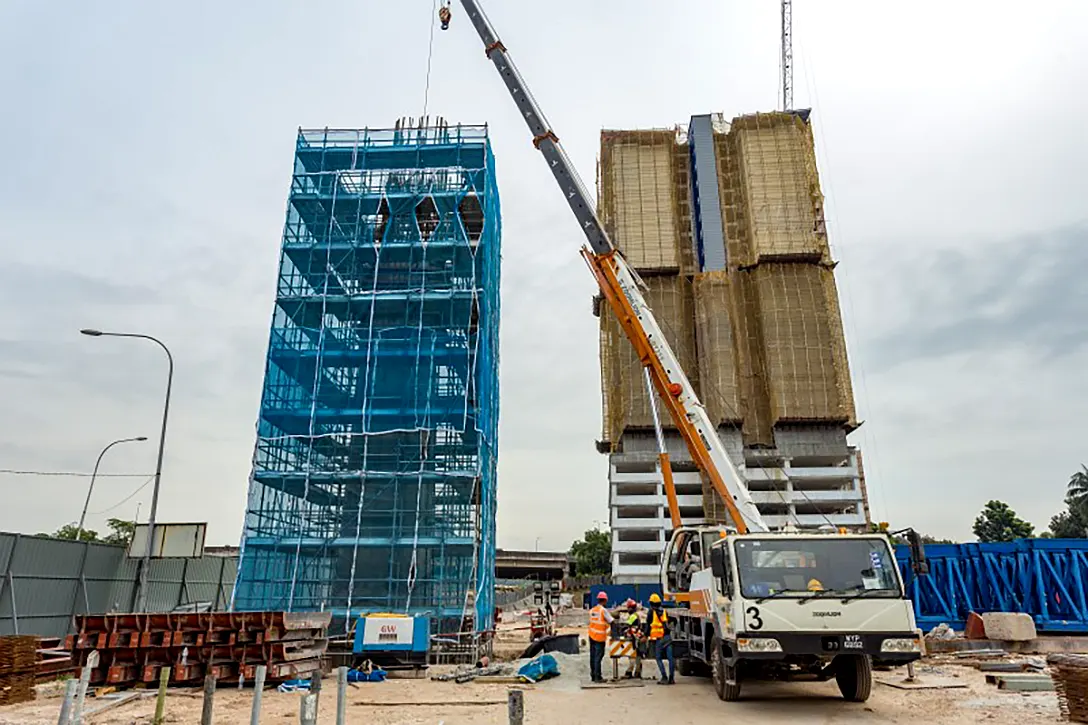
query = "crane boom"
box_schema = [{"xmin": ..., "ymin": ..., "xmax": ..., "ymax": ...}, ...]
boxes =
[{"xmin": 456, "ymin": 0, "xmax": 767, "ymax": 534}]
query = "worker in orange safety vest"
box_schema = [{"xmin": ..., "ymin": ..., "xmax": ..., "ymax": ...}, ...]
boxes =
[{"xmin": 587, "ymin": 590, "xmax": 614, "ymax": 683}]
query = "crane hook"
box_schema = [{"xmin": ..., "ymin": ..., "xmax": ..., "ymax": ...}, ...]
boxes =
[{"xmin": 438, "ymin": 1, "xmax": 452, "ymax": 30}]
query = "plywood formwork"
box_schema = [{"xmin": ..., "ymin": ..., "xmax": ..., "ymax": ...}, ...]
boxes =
[
  {"xmin": 716, "ymin": 112, "xmax": 830, "ymax": 268},
  {"xmin": 599, "ymin": 275, "xmax": 699, "ymax": 447},
  {"xmin": 599, "ymin": 130, "xmax": 692, "ymax": 273},
  {"xmin": 748, "ymin": 263, "xmax": 856, "ymax": 425}
]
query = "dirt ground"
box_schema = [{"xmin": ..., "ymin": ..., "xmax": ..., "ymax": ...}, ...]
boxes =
[{"xmin": 0, "ymin": 660, "xmax": 1060, "ymax": 725}]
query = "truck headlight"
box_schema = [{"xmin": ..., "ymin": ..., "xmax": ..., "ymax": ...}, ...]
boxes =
[
  {"xmin": 881, "ymin": 637, "xmax": 921, "ymax": 653},
  {"xmin": 737, "ymin": 637, "xmax": 782, "ymax": 653}
]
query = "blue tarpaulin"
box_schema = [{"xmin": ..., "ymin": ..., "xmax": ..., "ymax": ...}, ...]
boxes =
[{"xmin": 517, "ymin": 654, "xmax": 560, "ymax": 683}]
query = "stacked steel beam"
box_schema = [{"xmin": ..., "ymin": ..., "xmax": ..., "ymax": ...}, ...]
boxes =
[
  {"xmin": 66, "ymin": 612, "xmax": 329, "ymax": 686},
  {"xmin": 0, "ymin": 635, "xmax": 39, "ymax": 705}
]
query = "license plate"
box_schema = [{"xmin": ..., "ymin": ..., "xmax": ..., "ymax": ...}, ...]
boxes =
[{"xmin": 843, "ymin": 635, "xmax": 864, "ymax": 650}]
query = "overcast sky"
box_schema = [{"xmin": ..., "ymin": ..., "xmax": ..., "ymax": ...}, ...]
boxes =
[{"xmin": 0, "ymin": 1, "xmax": 1085, "ymax": 549}]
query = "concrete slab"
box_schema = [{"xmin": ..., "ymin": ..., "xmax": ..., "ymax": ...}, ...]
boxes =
[
  {"xmin": 985, "ymin": 673, "xmax": 1055, "ymax": 692},
  {"xmin": 982, "ymin": 613, "xmax": 1038, "ymax": 642}
]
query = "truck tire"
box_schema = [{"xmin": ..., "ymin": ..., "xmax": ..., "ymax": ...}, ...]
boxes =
[
  {"xmin": 711, "ymin": 635, "xmax": 741, "ymax": 702},
  {"xmin": 677, "ymin": 658, "xmax": 696, "ymax": 677},
  {"xmin": 835, "ymin": 654, "xmax": 872, "ymax": 702}
]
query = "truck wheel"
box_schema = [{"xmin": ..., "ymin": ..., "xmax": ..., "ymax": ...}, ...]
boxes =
[
  {"xmin": 711, "ymin": 635, "xmax": 741, "ymax": 702},
  {"xmin": 835, "ymin": 654, "xmax": 872, "ymax": 702}
]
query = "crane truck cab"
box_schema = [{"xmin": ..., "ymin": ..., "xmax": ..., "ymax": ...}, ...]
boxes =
[{"xmin": 661, "ymin": 526, "xmax": 922, "ymax": 702}]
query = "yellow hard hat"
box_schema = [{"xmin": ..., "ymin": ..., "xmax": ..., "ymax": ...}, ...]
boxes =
[{"xmin": 649, "ymin": 593, "xmax": 662, "ymax": 603}]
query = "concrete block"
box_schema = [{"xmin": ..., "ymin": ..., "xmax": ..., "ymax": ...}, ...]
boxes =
[{"xmin": 982, "ymin": 613, "xmax": 1037, "ymax": 642}]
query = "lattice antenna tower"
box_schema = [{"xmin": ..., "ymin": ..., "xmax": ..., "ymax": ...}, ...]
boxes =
[{"xmin": 781, "ymin": 0, "xmax": 793, "ymax": 111}]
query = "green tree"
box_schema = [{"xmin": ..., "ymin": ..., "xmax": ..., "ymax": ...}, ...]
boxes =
[
  {"xmin": 1047, "ymin": 508, "xmax": 1088, "ymax": 538},
  {"xmin": 973, "ymin": 500, "xmax": 1034, "ymax": 542},
  {"xmin": 45, "ymin": 519, "xmax": 135, "ymax": 545},
  {"xmin": 49, "ymin": 525, "xmax": 99, "ymax": 542},
  {"xmin": 1043, "ymin": 467, "xmax": 1088, "ymax": 538},
  {"xmin": 102, "ymin": 519, "xmax": 136, "ymax": 546},
  {"xmin": 1069, "ymin": 465, "xmax": 1088, "ymax": 517},
  {"xmin": 569, "ymin": 528, "xmax": 611, "ymax": 576}
]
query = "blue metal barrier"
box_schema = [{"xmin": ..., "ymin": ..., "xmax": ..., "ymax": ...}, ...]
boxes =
[
  {"xmin": 895, "ymin": 539, "xmax": 1088, "ymax": 633},
  {"xmin": 588, "ymin": 584, "xmax": 663, "ymax": 609}
]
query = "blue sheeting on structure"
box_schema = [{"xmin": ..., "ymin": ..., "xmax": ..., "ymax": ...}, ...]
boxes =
[{"xmin": 895, "ymin": 539, "xmax": 1088, "ymax": 633}]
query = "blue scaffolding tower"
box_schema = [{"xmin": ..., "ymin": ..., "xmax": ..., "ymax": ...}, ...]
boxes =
[{"xmin": 233, "ymin": 123, "xmax": 501, "ymax": 648}]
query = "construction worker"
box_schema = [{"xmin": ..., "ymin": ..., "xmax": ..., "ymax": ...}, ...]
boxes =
[
  {"xmin": 587, "ymin": 591, "xmax": 613, "ymax": 683},
  {"xmin": 645, "ymin": 593, "xmax": 675, "ymax": 685},
  {"xmin": 621, "ymin": 599, "xmax": 644, "ymax": 679}
]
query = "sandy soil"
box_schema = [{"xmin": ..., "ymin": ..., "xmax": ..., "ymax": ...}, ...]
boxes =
[{"xmin": 1, "ymin": 660, "xmax": 1060, "ymax": 725}]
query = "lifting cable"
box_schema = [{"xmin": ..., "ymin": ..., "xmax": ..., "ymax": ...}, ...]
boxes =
[{"xmin": 422, "ymin": 0, "xmax": 447, "ymax": 118}]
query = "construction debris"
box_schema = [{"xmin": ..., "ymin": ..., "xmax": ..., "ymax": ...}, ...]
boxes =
[
  {"xmin": 432, "ymin": 664, "xmax": 513, "ymax": 683},
  {"xmin": 66, "ymin": 611, "xmax": 330, "ymax": 687},
  {"xmin": 0, "ymin": 635, "xmax": 38, "ymax": 706}
]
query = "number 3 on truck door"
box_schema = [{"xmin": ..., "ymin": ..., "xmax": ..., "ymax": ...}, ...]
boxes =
[{"xmin": 746, "ymin": 606, "xmax": 763, "ymax": 631}]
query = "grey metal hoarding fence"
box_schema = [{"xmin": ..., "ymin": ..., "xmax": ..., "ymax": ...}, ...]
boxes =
[{"xmin": 0, "ymin": 532, "xmax": 237, "ymax": 638}]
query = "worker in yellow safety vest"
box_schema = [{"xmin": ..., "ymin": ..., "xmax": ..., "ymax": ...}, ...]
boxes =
[
  {"xmin": 644, "ymin": 593, "xmax": 674, "ymax": 685},
  {"xmin": 622, "ymin": 599, "xmax": 645, "ymax": 679},
  {"xmin": 587, "ymin": 590, "xmax": 614, "ymax": 683}
]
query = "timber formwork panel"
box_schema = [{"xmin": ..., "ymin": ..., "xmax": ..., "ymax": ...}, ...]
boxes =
[
  {"xmin": 234, "ymin": 125, "xmax": 500, "ymax": 640},
  {"xmin": 599, "ymin": 275, "xmax": 698, "ymax": 447},
  {"xmin": 599, "ymin": 130, "xmax": 686, "ymax": 273}
]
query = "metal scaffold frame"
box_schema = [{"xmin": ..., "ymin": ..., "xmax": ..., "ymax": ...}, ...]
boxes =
[
  {"xmin": 232, "ymin": 124, "xmax": 501, "ymax": 648},
  {"xmin": 896, "ymin": 539, "xmax": 1088, "ymax": 633}
]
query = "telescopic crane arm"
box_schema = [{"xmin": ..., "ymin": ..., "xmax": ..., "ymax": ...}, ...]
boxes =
[{"xmin": 455, "ymin": 0, "xmax": 768, "ymax": 535}]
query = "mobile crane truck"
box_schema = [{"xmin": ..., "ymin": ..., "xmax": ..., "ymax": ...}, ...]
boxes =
[{"xmin": 444, "ymin": 0, "xmax": 926, "ymax": 702}]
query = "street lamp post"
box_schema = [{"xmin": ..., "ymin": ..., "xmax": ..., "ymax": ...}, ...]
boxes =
[
  {"xmin": 81, "ymin": 329, "xmax": 173, "ymax": 612},
  {"xmin": 76, "ymin": 436, "xmax": 148, "ymax": 541}
]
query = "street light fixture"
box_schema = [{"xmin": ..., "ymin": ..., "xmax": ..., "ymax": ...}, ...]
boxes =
[
  {"xmin": 81, "ymin": 328, "xmax": 173, "ymax": 612},
  {"xmin": 76, "ymin": 436, "xmax": 148, "ymax": 541}
]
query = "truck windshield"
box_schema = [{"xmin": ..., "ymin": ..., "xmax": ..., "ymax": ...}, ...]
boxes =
[{"xmin": 734, "ymin": 538, "xmax": 900, "ymax": 599}]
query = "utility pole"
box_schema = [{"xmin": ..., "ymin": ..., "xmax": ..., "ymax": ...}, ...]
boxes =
[{"xmin": 781, "ymin": 0, "xmax": 793, "ymax": 111}]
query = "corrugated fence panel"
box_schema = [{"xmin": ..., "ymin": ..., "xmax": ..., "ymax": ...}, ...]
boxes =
[
  {"xmin": 7, "ymin": 537, "xmax": 84, "ymax": 636},
  {"xmin": 0, "ymin": 531, "xmax": 238, "ymax": 637},
  {"xmin": 182, "ymin": 558, "xmax": 235, "ymax": 609}
]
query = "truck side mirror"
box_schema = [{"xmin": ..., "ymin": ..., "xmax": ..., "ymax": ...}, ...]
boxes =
[
  {"xmin": 906, "ymin": 530, "xmax": 929, "ymax": 576},
  {"xmin": 710, "ymin": 547, "xmax": 725, "ymax": 578}
]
